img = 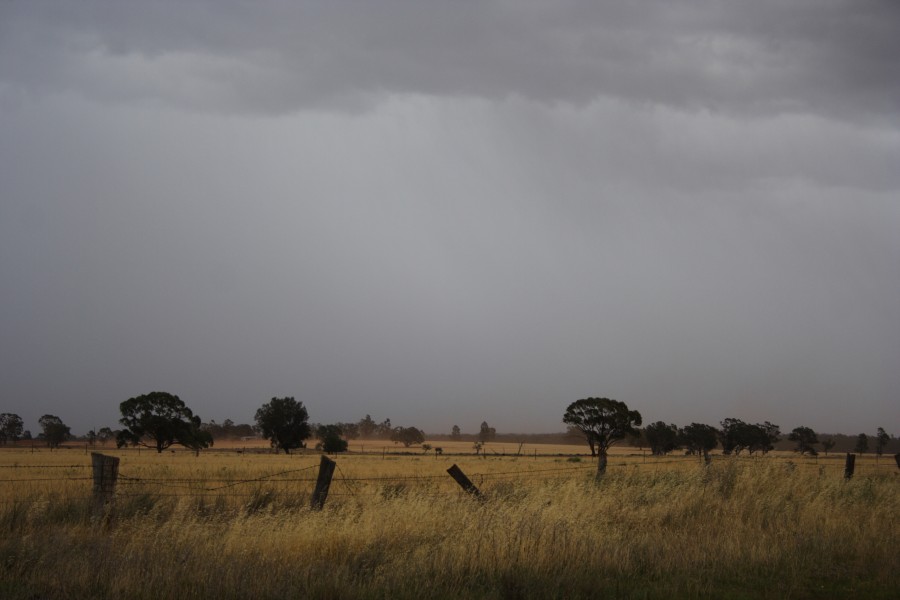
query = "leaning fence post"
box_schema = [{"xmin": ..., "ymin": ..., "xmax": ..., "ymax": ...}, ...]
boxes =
[
  {"xmin": 843, "ymin": 453, "xmax": 856, "ymax": 480},
  {"xmin": 91, "ymin": 452, "xmax": 120, "ymax": 517},
  {"xmin": 310, "ymin": 454, "xmax": 337, "ymax": 510},
  {"xmin": 447, "ymin": 464, "xmax": 481, "ymax": 498},
  {"xmin": 894, "ymin": 453, "xmax": 900, "ymax": 470}
]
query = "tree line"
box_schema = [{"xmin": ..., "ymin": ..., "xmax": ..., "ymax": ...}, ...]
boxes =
[
  {"xmin": 1, "ymin": 395, "xmax": 895, "ymax": 466},
  {"xmin": 0, "ymin": 394, "xmax": 430, "ymax": 455},
  {"xmin": 561, "ymin": 397, "xmax": 895, "ymax": 478}
]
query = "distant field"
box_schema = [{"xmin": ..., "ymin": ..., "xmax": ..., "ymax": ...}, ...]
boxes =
[
  {"xmin": 139, "ymin": 436, "xmax": 597, "ymax": 455},
  {"xmin": 1, "ymin": 445, "xmax": 897, "ymax": 599}
]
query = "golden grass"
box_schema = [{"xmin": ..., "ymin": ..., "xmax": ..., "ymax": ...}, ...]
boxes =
[{"xmin": 1, "ymin": 447, "xmax": 898, "ymax": 599}]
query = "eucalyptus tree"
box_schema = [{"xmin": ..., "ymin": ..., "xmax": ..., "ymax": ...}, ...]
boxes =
[
  {"xmin": 563, "ymin": 398, "xmax": 642, "ymax": 478},
  {"xmin": 679, "ymin": 423, "xmax": 719, "ymax": 462},
  {"xmin": 0, "ymin": 413, "xmax": 24, "ymax": 444},
  {"xmin": 788, "ymin": 426, "xmax": 819, "ymax": 456},
  {"xmin": 644, "ymin": 421, "xmax": 679, "ymax": 456},
  {"xmin": 39, "ymin": 414, "xmax": 71, "ymax": 449},
  {"xmin": 117, "ymin": 391, "xmax": 212, "ymax": 453},
  {"xmin": 255, "ymin": 396, "xmax": 311, "ymax": 454}
]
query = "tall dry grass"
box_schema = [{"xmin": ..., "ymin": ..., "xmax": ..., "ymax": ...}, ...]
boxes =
[{"xmin": 0, "ymin": 449, "xmax": 897, "ymax": 599}]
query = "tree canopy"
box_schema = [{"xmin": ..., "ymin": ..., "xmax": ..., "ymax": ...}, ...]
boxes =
[
  {"xmin": 563, "ymin": 397, "xmax": 642, "ymax": 477},
  {"xmin": 478, "ymin": 421, "xmax": 497, "ymax": 443},
  {"xmin": 679, "ymin": 423, "xmax": 719, "ymax": 461},
  {"xmin": 644, "ymin": 421, "xmax": 679, "ymax": 456},
  {"xmin": 391, "ymin": 426, "xmax": 425, "ymax": 447},
  {"xmin": 719, "ymin": 418, "xmax": 780, "ymax": 456},
  {"xmin": 317, "ymin": 424, "xmax": 349, "ymax": 454},
  {"xmin": 38, "ymin": 414, "xmax": 71, "ymax": 449},
  {"xmin": 788, "ymin": 426, "xmax": 819, "ymax": 456},
  {"xmin": 202, "ymin": 419, "xmax": 256, "ymax": 440},
  {"xmin": 97, "ymin": 427, "xmax": 115, "ymax": 446},
  {"xmin": 117, "ymin": 391, "xmax": 212, "ymax": 453},
  {"xmin": 254, "ymin": 397, "xmax": 311, "ymax": 454},
  {"xmin": 0, "ymin": 413, "xmax": 24, "ymax": 445}
]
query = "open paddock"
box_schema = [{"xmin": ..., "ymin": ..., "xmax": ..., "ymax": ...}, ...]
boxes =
[{"xmin": 0, "ymin": 446, "xmax": 897, "ymax": 599}]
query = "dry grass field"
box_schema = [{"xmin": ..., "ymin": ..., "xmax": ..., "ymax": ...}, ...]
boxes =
[{"xmin": 1, "ymin": 444, "xmax": 897, "ymax": 599}]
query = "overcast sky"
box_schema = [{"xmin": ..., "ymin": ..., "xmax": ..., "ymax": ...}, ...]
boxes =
[{"xmin": 1, "ymin": 1, "xmax": 898, "ymax": 438}]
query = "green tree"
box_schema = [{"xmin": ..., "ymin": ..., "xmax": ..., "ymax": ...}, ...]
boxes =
[
  {"xmin": 874, "ymin": 427, "xmax": 890, "ymax": 456},
  {"xmin": 255, "ymin": 397, "xmax": 311, "ymax": 454},
  {"xmin": 644, "ymin": 421, "xmax": 679, "ymax": 456},
  {"xmin": 317, "ymin": 424, "xmax": 349, "ymax": 454},
  {"xmin": 755, "ymin": 422, "xmax": 781, "ymax": 455},
  {"xmin": 0, "ymin": 413, "xmax": 24, "ymax": 445},
  {"xmin": 853, "ymin": 433, "xmax": 869, "ymax": 454},
  {"xmin": 391, "ymin": 426, "xmax": 425, "ymax": 448},
  {"xmin": 719, "ymin": 418, "xmax": 749, "ymax": 455},
  {"xmin": 678, "ymin": 423, "xmax": 718, "ymax": 462},
  {"xmin": 563, "ymin": 398, "xmax": 642, "ymax": 478},
  {"xmin": 450, "ymin": 424, "xmax": 461, "ymax": 440},
  {"xmin": 720, "ymin": 419, "xmax": 779, "ymax": 456},
  {"xmin": 117, "ymin": 391, "xmax": 212, "ymax": 453},
  {"xmin": 820, "ymin": 437, "xmax": 836, "ymax": 455},
  {"xmin": 39, "ymin": 414, "xmax": 71, "ymax": 449},
  {"xmin": 788, "ymin": 426, "xmax": 819, "ymax": 456}
]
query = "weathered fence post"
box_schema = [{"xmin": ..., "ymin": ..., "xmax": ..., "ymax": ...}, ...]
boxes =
[
  {"xmin": 894, "ymin": 453, "xmax": 900, "ymax": 470},
  {"xmin": 91, "ymin": 452, "xmax": 120, "ymax": 518},
  {"xmin": 843, "ymin": 453, "xmax": 856, "ymax": 480},
  {"xmin": 447, "ymin": 464, "xmax": 481, "ymax": 498},
  {"xmin": 310, "ymin": 454, "xmax": 336, "ymax": 510}
]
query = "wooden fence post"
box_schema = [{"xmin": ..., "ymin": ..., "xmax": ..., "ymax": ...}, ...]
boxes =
[
  {"xmin": 843, "ymin": 453, "xmax": 856, "ymax": 480},
  {"xmin": 310, "ymin": 455, "xmax": 336, "ymax": 510},
  {"xmin": 91, "ymin": 452, "xmax": 120, "ymax": 517},
  {"xmin": 447, "ymin": 464, "xmax": 481, "ymax": 498},
  {"xmin": 894, "ymin": 453, "xmax": 900, "ymax": 470}
]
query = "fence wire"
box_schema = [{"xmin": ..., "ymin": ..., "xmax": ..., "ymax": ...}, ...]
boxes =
[{"xmin": 1, "ymin": 453, "xmax": 895, "ymax": 509}]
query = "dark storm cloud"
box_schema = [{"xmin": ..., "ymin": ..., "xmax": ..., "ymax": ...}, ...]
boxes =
[
  {"xmin": 2, "ymin": 0, "xmax": 898, "ymax": 120},
  {"xmin": 0, "ymin": 1, "xmax": 898, "ymax": 437}
]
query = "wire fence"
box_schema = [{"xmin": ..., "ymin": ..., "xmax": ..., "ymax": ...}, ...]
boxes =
[{"xmin": 1, "ymin": 452, "xmax": 896, "ymax": 509}]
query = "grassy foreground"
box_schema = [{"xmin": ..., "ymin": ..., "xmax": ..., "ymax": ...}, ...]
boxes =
[{"xmin": 1, "ymin": 450, "xmax": 897, "ymax": 599}]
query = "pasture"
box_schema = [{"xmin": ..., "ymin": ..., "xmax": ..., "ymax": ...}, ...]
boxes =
[{"xmin": 1, "ymin": 444, "xmax": 897, "ymax": 599}]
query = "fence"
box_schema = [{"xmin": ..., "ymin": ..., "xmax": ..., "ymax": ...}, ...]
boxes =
[{"xmin": 1, "ymin": 450, "xmax": 898, "ymax": 516}]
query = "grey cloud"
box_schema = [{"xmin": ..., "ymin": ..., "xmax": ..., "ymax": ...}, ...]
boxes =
[
  {"xmin": 2, "ymin": 1, "xmax": 898, "ymax": 120},
  {"xmin": 2, "ymin": 94, "xmax": 898, "ymax": 435},
  {"xmin": 1, "ymin": 2, "xmax": 898, "ymax": 437}
]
